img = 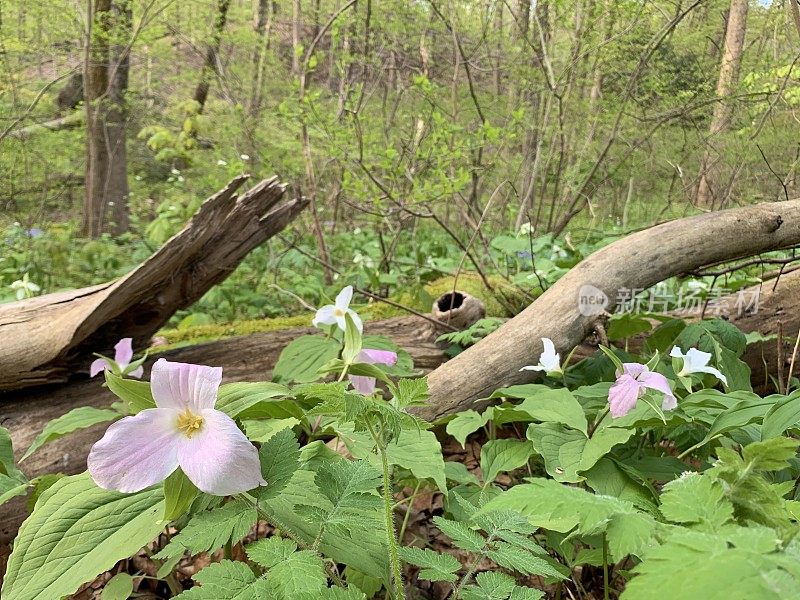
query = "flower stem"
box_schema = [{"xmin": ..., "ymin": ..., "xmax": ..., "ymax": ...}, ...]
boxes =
[{"xmin": 602, "ymin": 532, "xmax": 610, "ymax": 600}]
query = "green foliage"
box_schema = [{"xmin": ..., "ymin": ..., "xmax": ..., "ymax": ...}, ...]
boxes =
[{"xmin": 21, "ymin": 406, "xmax": 119, "ymax": 461}]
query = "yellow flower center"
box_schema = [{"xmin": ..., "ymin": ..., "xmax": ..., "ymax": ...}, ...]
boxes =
[
  {"xmin": 334, "ymin": 308, "xmax": 345, "ymax": 317},
  {"xmin": 176, "ymin": 410, "xmax": 204, "ymax": 439}
]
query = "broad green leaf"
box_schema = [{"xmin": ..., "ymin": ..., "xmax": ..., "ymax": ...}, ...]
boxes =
[
  {"xmin": 216, "ymin": 382, "xmax": 297, "ymax": 420},
  {"xmin": 444, "ymin": 460, "xmax": 480, "ymax": 485},
  {"xmin": 258, "ymin": 427, "xmax": 301, "ymax": 501},
  {"xmin": 105, "ymin": 370, "xmax": 155, "ymax": 413},
  {"xmin": 243, "ymin": 417, "xmax": 299, "ymax": 442},
  {"xmin": 1, "ymin": 473, "xmax": 164, "ymax": 600},
  {"xmin": 583, "ymin": 458, "xmax": 658, "ymax": 512},
  {"xmin": 387, "ymin": 429, "xmax": 447, "ymax": 492},
  {"xmin": 163, "ymin": 468, "xmax": 198, "ymax": 522},
  {"xmin": 702, "ymin": 397, "xmax": 775, "ymax": 443},
  {"xmin": 264, "ymin": 548, "xmax": 327, "ymax": 598},
  {"xmin": 155, "ymin": 500, "xmax": 256, "ymax": 559},
  {"xmin": 342, "ymin": 312, "xmax": 363, "ymax": 365},
  {"xmin": 446, "ymin": 409, "xmax": 491, "ymax": 447},
  {"xmin": 499, "ymin": 388, "xmax": 588, "ymax": 433},
  {"xmin": 608, "ymin": 313, "xmax": 652, "ymax": 341},
  {"xmin": 397, "ymin": 546, "xmax": 459, "ymax": 582},
  {"xmin": 22, "ymin": 407, "xmax": 118, "ymax": 461},
  {"xmin": 246, "ymin": 536, "xmax": 297, "ymax": 569},
  {"xmin": 0, "ymin": 475, "xmax": 30, "ymax": 507},
  {"xmin": 101, "ymin": 573, "xmax": 133, "ymax": 600},
  {"xmin": 273, "ymin": 335, "xmax": 340, "ymax": 384},
  {"xmin": 0, "ymin": 426, "xmax": 25, "ymax": 482},
  {"xmin": 480, "ymin": 439, "xmax": 535, "ymax": 484},
  {"xmin": 461, "ymin": 571, "xmax": 516, "ymax": 600},
  {"xmin": 761, "ymin": 391, "xmax": 800, "ymax": 440}
]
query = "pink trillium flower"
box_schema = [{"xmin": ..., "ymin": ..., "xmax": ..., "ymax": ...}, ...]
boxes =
[
  {"xmin": 88, "ymin": 359, "xmax": 266, "ymax": 496},
  {"xmin": 312, "ymin": 285, "xmax": 363, "ymax": 333},
  {"xmin": 608, "ymin": 363, "xmax": 677, "ymax": 418},
  {"xmin": 90, "ymin": 338, "xmax": 144, "ymax": 379},
  {"xmin": 350, "ymin": 349, "xmax": 398, "ymax": 395}
]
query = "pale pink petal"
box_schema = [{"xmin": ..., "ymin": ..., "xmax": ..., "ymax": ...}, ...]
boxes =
[
  {"xmin": 177, "ymin": 409, "xmax": 266, "ymax": 495},
  {"xmin": 621, "ymin": 363, "xmax": 648, "ymax": 378},
  {"xmin": 350, "ymin": 375, "xmax": 377, "ymax": 395},
  {"xmin": 90, "ymin": 358, "xmax": 110, "ymax": 377},
  {"xmin": 335, "ymin": 285, "xmax": 353, "ymax": 311},
  {"xmin": 151, "ymin": 359, "xmax": 222, "ymax": 411},
  {"xmin": 639, "ymin": 371, "xmax": 677, "ymax": 411},
  {"xmin": 312, "ymin": 305, "xmax": 337, "ymax": 327},
  {"xmin": 348, "ymin": 309, "xmax": 363, "ymax": 333},
  {"xmin": 114, "ymin": 338, "xmax": 134, "ymax": 368},
  {"xmin": 128, "ymin": 365, "xmax": 144, "ymax": 379},
  {"xmin": 87, "ymin": 408, "xmax": 180, "ymax": 493},
  {"xmin": 608, "ymin": 374, "xmax": 642, "ymax": 418},
  {"xmin": 358, "ymin": 349, "xmax": 397, "ymax": 366}
]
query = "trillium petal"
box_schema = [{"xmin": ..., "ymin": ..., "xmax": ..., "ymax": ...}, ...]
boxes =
[
  {"xmin": 669, "ymin": 346, "xmax": 684, "ymax": 359},
  {"xmin": 87, "ymin": 408, "xmax": 180, "ymax": 493},
  {"xmin": 358, "ymin": 348, "xmax": 397, "ymax": 366},
  {"xmin": 684, "ymin": 347, "xmax": 713, "ymax": 372},
  {"xmin": 639, "ymin": 371, "xmax": 677, "ymax": 411},
  {"xmin": 347, "ymin": 309, "xmax": 363, "ymax": 333},
  {"xmin": 621, "ymin": 363, "xmax": 648, "ymax": 378},
  {"xmin": 350, "ymin": 375, "xmax": 377, "ymax": 395},
  {"xmin": 151, "ymin": 359, "xmax": 223, "ymax": 411},
  {"xmin": 520, "ymin": 365, "xmax": 547, "ymax": 372},
  {"xmin": 114, "ymin": 338, "xmax": 134, "ymax": 368},
  {"xmin": 312, "ymin": 305, "xmax": 337, "ymax": 327},
  {"xmin": 694, "ymin": 365, "xmax": 728, "ymax": 386},
  {"xmin": 90, "ymin": 358, "xmax": 110, "ymax": 378},
  {"xmin": 539, "ymin": 338, "xmax": 561, "ymax": 372},
  {"xmin": 609, "ymin": 374, "xmax": 642, "ymax": 418},
  {"xmin": 335, "ymin": 285, "xmax": 353, "ymax": 310},
  {"xmin": 128, "ymin": 365, "xmax": 144, "ymax": 379},
  {"xmin": 177, "ymin": 409, "xmax": 266, "ymax": 496}
]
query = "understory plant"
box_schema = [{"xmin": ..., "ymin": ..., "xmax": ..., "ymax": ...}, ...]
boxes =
[{"xmin": 2, "ymin": 290, "xmax": 800, "ymax": 599}]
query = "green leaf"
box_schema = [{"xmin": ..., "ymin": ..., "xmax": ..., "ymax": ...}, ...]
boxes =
[
  {"xmin": 480, "ymin": 439, "xmax": 535, "ymax": 484},
  {"xmin": 608, "ymin": 313, "xmax": 652, "ymax": 341},
  {"xmin": 509, "ymin": 587, "xmax": 545, "ymax": 600},
  {"xmin": 702, "ymin": 397, "xmax": 775, "ymax": 444},
  {"xmin": 245, "ymin": 536, "xmax": 297, "ymax": 569},
  {"xmin": 461, "ymin": 571, "xmax": 516, "ymax": 600},
  {"xmin": 243, "ymin": 417, "xmax": 299, "ymax": 442},
  {"xmin": 487, "ymin": 542, "xmax": 566, "ymax": 580},
  {"xmin": 105, "ymin": 370, "xmax": 155, "ymax": 413},
  {"xmin": 0, "ymin": 426, "xmax": 25, "ymax": 482},
  {"xmin": 432, "ymin": 516, "xmax": 485, "ymax": 552},
  {"xmin": 397, "ymin": 546, "xmax": 459, "ymax": 583},
  {"xmin": 101, "ymin": 573, "xmax": 133, "ymax": 600},
  {"xmin": 1, "ymin": 473, "xmax": 164, "ymax": 600},
  {"xmin": 175, "ymin": 560, "xmax": 268, "ymax": 599},
  {"xmin": 497, "ymin": 388, "xmax": 588, "ymax": 433},
  {"xmin": 342, "ymin": 312, "xmax": 363, "ymax": 365},
  {"xmin": 446, "ymin": 410, "xmax": 491, "ymax": 448},
  {"xmin": 660, "ymin": 473, "xmax": 733, "ymax": 531},
  {"xmin": 761, "ymin": 391, "xmax": 800, "ymax": 439},
  {"xmin": 163, "ymin": 468, "xmax": 199, "ymax": 522},
  {"xmin": 155, "ymin": 500, "xmax": 256, "ymax": 559},
  {"xmin": 273, "ymin": 335, "xmax": 340, "ymax": 384},
  {"xmin": 21, "ymin": 407, "xmax": 118, "ymax": 462},
  {"xmin": 216, "ymin": 382, "xmax": 297, "ymax": 420},
  {"xmin": 264, "ymin": 548, "xmax": 327, "ymax": 599},
  {"xmin": 257, "ymin": 427, "xmax": 301, "ymax": 501},
  {"xmin": 0, "ymin": 475, "xmax": 30, "ymax": 507},
  {"xmin": 386, "ymin": 430, "xmax": 447, "ymax": 492}
]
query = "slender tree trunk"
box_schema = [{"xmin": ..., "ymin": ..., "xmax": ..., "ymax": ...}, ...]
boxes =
[
  {"xmin": 193, "ymin": 0, "xmax": 231, "ymax": 112},
  {"xmin": 696, "ymin": 0, "xmax": 747, "ymax": 208},
  {"xmin": 493, "ymin": 2, "xmax": 503, "ymax": 96},
  {"xmin": 82, "ymin": 0, "xmax": 112, "ymax": 238},
  {"xmin": 292, "ymin": 0, "xmax": 301, "ymax": 77},
  {"xmin": 106, "ymin": 0, "xmax": 131, "ymax": 234},
  {"xmin": 249, "ymin": 0, "xmax": 274, "ymax": 116}
]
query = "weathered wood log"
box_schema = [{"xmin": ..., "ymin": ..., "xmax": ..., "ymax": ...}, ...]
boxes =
[
  {"xmin": 0, "ymin": 315, "xmax": 444, "ymax": 544},
  {"xmin": 6, "ymin": 112, "xmax": 85, "ymax": 139},
  {"xmin": 0, "ymin": 176, "xmax": 305, "ymax": 391},
  {"xmin": 418, "ymin": 200, "xmax": 800, "ymax": 421}
]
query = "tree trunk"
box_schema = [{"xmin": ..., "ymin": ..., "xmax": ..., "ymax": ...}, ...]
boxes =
[
  {"xmin": 192, "ymin": 0, "xmax": 231, "ymax": 112},
  {"xmin": 291, "ymin": 0, "xmax": 301, "ymax": 77},
  {"xmin": 248, "ymin": 0, "xmax": 274, "ymax": 116},
  {"xmin": 82, "ymin": 0, "xmax": 112, "ymax": 238},
  {"xmin": 106, "ymin": 0, "xmax": 131, "ymax": 234},
  {"xmin": 695, "ymin": 0, "xmax": 747, "ymax": 208}
]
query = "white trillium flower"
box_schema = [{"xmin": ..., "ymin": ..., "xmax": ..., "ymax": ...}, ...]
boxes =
[
  {"xmin": 670, "ymin": 346, "xmax": 727, "ymax": 386},
  {"xmin": 312, "ymin": 285, "xmax": 363, "ymax": 333},
  {"xmin": 520, "ymin": 337, "xmax": 562, "ymax": 374}
]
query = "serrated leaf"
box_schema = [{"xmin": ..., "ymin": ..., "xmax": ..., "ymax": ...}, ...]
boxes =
[
  {"xmin": 386, "ymin": 430, "xmax": 447, "ymax": 492},
  {"xmin": 509, "ymin": 587, "xmax": 545, "ymax": 600},
  {"xmin": 433, "ymin": 516, "xmax": 485, "ymax": 552},
  {"xmin": 486, "ymin": 542, "xmax": 565, "ymax": 580},
  {"xmin": 446, "ymin": 410, "xmax": 491, "ymax": 447},
  {"xmin": 175, "ymin": 560, "xmax": 268, "ymax": 599},
  {"xmin": 398, "ymin": 546, "xmax": 460, "ymax": 582},
  {"xmin": 461, "ymin": 571, "xmax": 516, "ymax": 600},
  {"xmin": 22, "ymin": 407, "xmax": 119, "ymax": 462},
  {"xmin": 265, "ymin": 549, "xmax": 328, "ymax": 599},
  {"xmin": 480, "ymin": 439, "xmax": 535, "ymax": 484},
  {"xmin": 394, "ymin": 378, "xmax": 429, "ymax": 407},
  {"xmin": 258, "ymin": 427, "xmax": 301, "ymax": 501},
  {"xmin": 660, "ymin": 473, "xmax": 732, "ymax": 531},
  {"xmin": 155, "ymin": 500, "xmax": 256, "ymax": 559},
  {"xmin": 1, "ymin": 473, "xmax": 164, "ymax": 600},
  {"xmin": 246, "ymin": 536, "xmax": 297, "ymax": 569}
]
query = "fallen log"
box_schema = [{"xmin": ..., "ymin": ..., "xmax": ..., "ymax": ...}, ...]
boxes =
[
  {"xmin": 0, "ymin": 315, "xmax": 443, "ymax": 543},
  {"xmin": 6, "ymin": 111, "xmax": 84, "ymax": 139},
  {"xmin": 0, "ymin": 176, "xmax": 306, "ymax": 392},
  {"xmin": 418, "ymin": 200, "xmax": 800, "ymax": 421}
]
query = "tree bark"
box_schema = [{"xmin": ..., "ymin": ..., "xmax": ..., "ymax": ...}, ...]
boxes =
[
  {"xmin": 82, "ymin": 0, "xmax": 112, "ymax": 238},
  {"xmin": 695, "ymin": 0, "xmax": 747, "ymax": 208},
  {"xmin": 0, "ymin": 177, "xmax": 306, "ymax": 392},
  {"xmin": 106, "ymin": 0, "xmax": 131, "ymax": 234},
  {"xmin": 248, "ymin": 0, "xmax": 274, "ymax": 116},
  {"xmin": 417, "ymin": 199, "xmax": 800, "ymax": 421},
  {"xmin": 192, "ymin": 0, "xmax": 231, "ymax": 112}
]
